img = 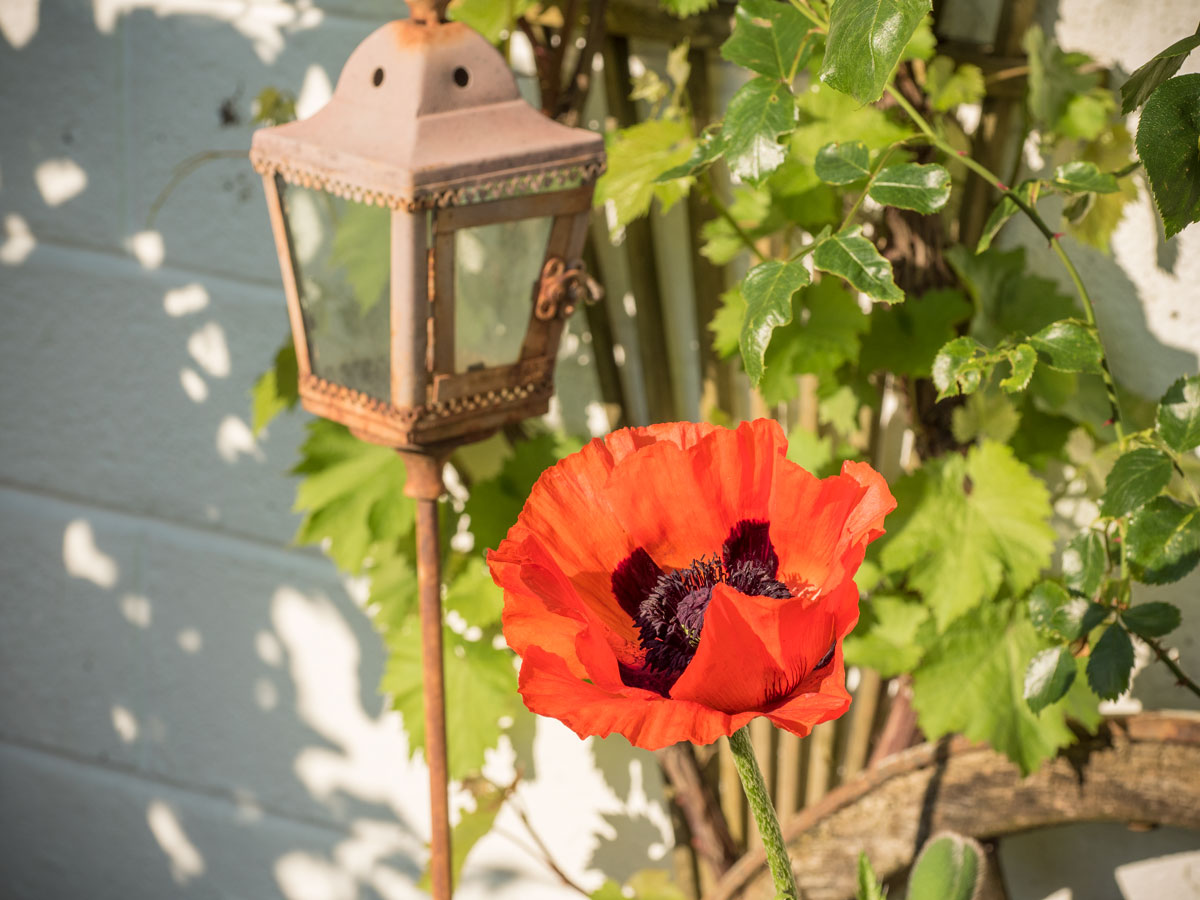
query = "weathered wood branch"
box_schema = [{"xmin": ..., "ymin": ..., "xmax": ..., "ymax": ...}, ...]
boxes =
[{"xmin": 706, "ymin": 713, "xmax": 1200, "ymax": 900}]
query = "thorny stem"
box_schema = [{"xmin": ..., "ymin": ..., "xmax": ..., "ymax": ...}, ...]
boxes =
[
  {"xmin": 1140, "ymin": 633, "xmax": 1200, "ymax": 701},
  {"xmin": 839, "ymin": 143, "xmax": 900, "ymax": 231},
  {"xmin": 728, "ymin": 725, "xmax": 801, "ymax": 900}
]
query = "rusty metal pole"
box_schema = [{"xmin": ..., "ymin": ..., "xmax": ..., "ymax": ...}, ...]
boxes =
[{"xmin": 400, "ymin": 450, "xmax": 453, "ymax": 900}]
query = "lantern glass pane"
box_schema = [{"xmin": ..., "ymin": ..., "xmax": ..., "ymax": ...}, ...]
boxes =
[
  {"xmin": 280, "ymin": 183, "xmax": 391, "ymax": 401},
  {"xmin": 454, "ymin": 215, "xmax": 553, "ymax": 370}
]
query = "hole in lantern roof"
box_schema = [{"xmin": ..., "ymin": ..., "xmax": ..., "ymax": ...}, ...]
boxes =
[
  {"xmin": 453, "ymin": 67, "xmax": 470, "ymax": 87},
  {"xmin": 372, "ymin": 67, "xmax": 384, "ymax": 87}
]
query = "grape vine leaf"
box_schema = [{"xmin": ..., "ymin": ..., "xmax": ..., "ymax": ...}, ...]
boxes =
[
  {"xmin": 812, "ymin": 226, "xmax": 904, "ymax": 303},
  {"xmin": 792, "ymin": 84, "xmax": 914, "ymax": 160},
  {"xmin": 463, "ymin": 431, "xmax": 565, "ymax": 552},
  {"xmin": 1157, "ymin": 375, "xmax": 1200, "ymax": 452},
  {"xmin": 843, "ymin": 594, "xmax": 933, "ymax": 677},
  {"xmin": 1126, "ymin": 496, "xmax": 1200, "ymax": 585},
  {"xmin": 1024, "ymin": 646, "xmax": 1077, "ymax": 715},
  {"xmin": 1122, "ymin": 602, "xmax": 1182, "ymax": 639},
  {"xmin": 722, "ymin": 77, "xmax": 797, "ymax": 183},
  {"xmin": 815, "ymin": 141, "xmax": 871, "ymax": 185},
  {"xmin": 868, "ymin": 163, "xmax": 952, "ymax": 213},
  {"xmin": 710, "ymin": 286, "xmax": 745, "ymax": 358},
  {"xmin": 251, "ymin": 341, "xmax": 299, "ymax": 435},
  {"xmin": 880, "ymin": 441, "xmax": 1056, "ymax": 629},
  {"xmin": 596, "ymin": 118, "xmax": 694, "ymax": 227},
  {"xmin": 1135, "ymin": 73, "xmax": 1200, "ymax": 239},
  {"xmin": 947, "ymin": 246, "xmax": 1076, "ymax": 346},
  {"xmin": 925, "ymin": 55, "xmax": 986, "ymax": 111},
  {"xmin": 444, "ymin": 557, "xmax": 505, "ymax": 628},
  {"xmin": 819, "ymin": 0, "xmax": 933, "ymax": 104},
  {"xmin": 858, "ymin": 288, "xmax": 971, "ymax": 377},
  {"xmin": 720, "ymin": 0, "xmax": 814, "ymax": 81},
  {"xmin": 657, "ymin": 129, "xmax": 726, "ymax": 181},
  {"xmin": 1100, "ymin": 448, "xmax": 1173, "ymax": 518},
  {"xmin": 1086, "ymin": 624, "xmax": 1135, "ymax": 700},
  {"xmin": 1023, "ymin": 25, "xmax": 1100, "ymax": 133},
  {"xmin": 911, "ymin": 600, "xmax": 1100, "ymax": 774},
  {"xmin": 950, "ymin": 390, "xmax": 1021, "ymax": 445},
  {"xmin": 737, "ymin": 258, "xmax": 811, "ymax": 385},
  {"xmin": 660, "ymin": 0, "xmax": 718, "ymax": 18},
  {"xmin": 383, "ymin": 621, "xmax": 518, "ymax": 780},
  {"xmin": 1120, "ymin": 30, "xmax": 1200, "ymax": 114},
  {"xmin": 759, "ymin": 275, "xmax": 866, "ymax": 398},
  {"xmin": 292, "ymin": 421, "xmax": 412, "ymax": 573},
  {"xmin": 418, "ymin": 777, "xmax": 516, "ymax": 892}
]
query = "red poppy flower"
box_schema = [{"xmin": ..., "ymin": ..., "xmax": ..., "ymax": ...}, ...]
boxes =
[{"xmin": 486, "ymin": 419, "xmax": 895, "ymax": 750}]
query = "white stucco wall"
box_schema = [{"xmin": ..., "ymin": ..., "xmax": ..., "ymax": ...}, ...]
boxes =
[
  {"xmin": 0, "ymin": 1, "xmax": 670, "ymax": 897},
  {"xmin": 2, "ymin": 0, "xmax": 1198, "ymax": 899}
]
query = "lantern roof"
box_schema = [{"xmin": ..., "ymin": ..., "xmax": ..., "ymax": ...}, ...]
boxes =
[{"xmin": 250, "ymin": 18, "xmax": 605, "ymax": 210}]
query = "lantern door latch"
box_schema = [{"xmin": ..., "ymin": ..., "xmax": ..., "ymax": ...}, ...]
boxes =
[{"xmin": 535, "ymin": 257, "xmax": 598, "ymax": 320}]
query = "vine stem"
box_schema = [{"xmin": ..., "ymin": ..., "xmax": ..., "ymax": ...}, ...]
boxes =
[
  {"xmin": 728, "ymin": 725, "xmax": 800, "ymax": 900},
  {"xmin": 839, "ymin": 143, "xmax": 900, "ymax": 231},
  {"xmin": 1141, "ymin": 634, "xmax": 1200, "ymax": 701},
  {"xmin": 700, "ymin": 176, "xmax": 768, "ymax": 263}
]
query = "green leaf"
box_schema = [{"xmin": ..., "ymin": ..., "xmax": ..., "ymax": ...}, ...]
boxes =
[
  {"xmin": 383, "ymin": 622, "xmax": 518, "ymax": 780},
  {"xmin": 843, "ymin": 594, "xmax": 932, "ymax": 677},
  {"xmin": 1025, "ymin": 645, "xmax": 1080, "ymax": 713},
  {"xmin": 463, "ymin": 431, "xmax": 564, "ymax": 552},
  {"xmin": 859, "ymin": 288, "xmax": 971, "ymax": 378},
  {"xmin": 948, "ymin": 246, "xmax": 1077, "ymax": 346},
  {"xmin": 1052, "ymin": 160, "xmax": 1118, "ymax": 194},
  {"xmin": 1086, "ymin": 624, "xmax": 1135, "ymax": 700},
  {"xmin": 911, "ymin": 601, "xmax": 1100, "ymax": 774},
  {"xmin": 925, "ymin": 56, "xmax": 986, "ymax": 112},
  {"xmin": 252, "ymin": 86, "xmax": 297, "ymax": 126},
  {"xmin": 976, "ymin": 180, "xmax": 1038, "ymax": 254},
  {"xmin": 785, "ymin": 424, "xmax": 834, "ymax": 475},
  {"xmin": 1122, "ymin": 602, "xmax": 1182, "ymax": 639},
  {"xmin": 868, "ymin": 163, "xmax": 952, "ymax": 213},
  {"xmin": 1028, "ymin": 580, "xmax": 1105, "ymax": 641},
  {"xmin": 737, "ymin": 259, "xmax": 811, "ymax": 385},
  {"xmin": 931, "ymin": 335, "xmax": 987, "ymax": 399},
  {"xmin": 1061, "ymin": 531, "xmax": 1107, "ymax": 598},
  {"xmin": 1121, "ymin": 30, "xmax": 1200, "ymax": 114},
  {"xmin": 250, "ymin": 341, "xmax": 299, "ymax": 435},
  {"xmin": 951, "ymin": 390, "xmax": 1021, "ymax": 445},
  {"xmin": 720, "ymin": 0, "xmax": 814, "ymax": 80},
  {"xmin": 819, "ymin": 0, "xmax": 933, "ymax": 104},
  {"xmin": 444, "ymin": 557, "xmax": 504, "ymax": 629},
  {"xmin": 1136, "ymin": 73, "xmax": 1200, "ymax": 239},
  {"xmin": 812, "ymin": 226, "xmax": 903, "ymax": 303},
  {"xmin": 791, "ymin": 83, "xmax": 915, "ymax": 161},
  {"xmin": 1126, "ymin": 496, "xmax": 1200, "ymax": 585},
  {"xmin": 856, "ymin": 853, "xmax": 886, "ymax": 900},
  {"xmin": 418, "ymin": 777, "xmax": 515, "ymax": 892},
  {"xmin": 710, "ymin": 287, "xmax": 746, "ymax": 358},
  {"xmin": 1001, "ymin": 343, "xmax": 1037, "ymax": 393},
  {"xmin": 907, "ymin": 833, "xmax": 984, "ymax": 900},
  {"xmin": 367, "ymin": 552, "xmax": 419, "ymax": 637},
  {"xmin": 1100, "ymin": 448, "xmax": 1173, "ymax": 518},
  {"xmin": 1157, "ymin": 375, "xmax": 1200, "ymax": 452},
  {"xmin": 329, "ymin": 201, "xmax": 391, "ymax": 316},
  {"xmin": 1023, "ymin": 25, "xmax": 1100, "ymax": 134},
  {"xmin": 448, "ymin": 0, "xmax": 536, "ymax": 43},
  {"xmin": 881, "ymin": 442, "xmax": 1056, "ymax": 629},
  {"xmin": 721, "ymin": 77, "xmax": 797, "ymax": 183},
  {"xmin": 596, "ymin": 119, "xmax": 695, "ymax": 227},
  {"xmin": 815, "ymin": 141, "xmax": 871, "ymax": 185},
  {"xmin": 656, "ymin": 130, "xmax": 726, "ymax": 181},
  {"xmin": 291, "ymin": 421, "xmax": 412, "ymax": 573},
  {"xmin": 902, "ymin": 15, "xmax": 936, "ymax": 62},
  {"xmin": 1029, "ymin": 320, "xmax": 1105, "ymax": 375},
  {"xmin": 660, "ymin": 0, "xmax": 717, "ymax": 18}
]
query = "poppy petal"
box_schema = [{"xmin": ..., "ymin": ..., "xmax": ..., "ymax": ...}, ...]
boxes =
[
  {"xmin": 840, "ymin": 459, "xmax": 897, "ymax": 544},
  {"xmin": 669, "ymin": 583, "xmax": 840, "ymax": 715},
  {"xmin": 518, "ymin": 646, "xmax": 756, "ymax": 750},
  {"xmin": 605, "ymin": 420, "xmax": 787, "ymax": 569},
  {"xmin": 763, "ymin": 646, "xmax": 851, "ymax": 737},
  {"xmin": 611, "ymin": 547, "xmax": 663, "ymax": 619}
]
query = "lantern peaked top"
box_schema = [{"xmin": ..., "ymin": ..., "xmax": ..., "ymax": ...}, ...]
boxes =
[{"xmin": 250, "ymin": 8, "xmax": 604, "ymax": 210}]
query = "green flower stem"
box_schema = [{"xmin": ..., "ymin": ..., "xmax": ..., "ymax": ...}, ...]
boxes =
[{"xmin": 728, "ymin": 725, "xmax": 800, "ymax": 900}]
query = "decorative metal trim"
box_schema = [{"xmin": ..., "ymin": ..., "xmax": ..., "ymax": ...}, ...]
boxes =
[{"xmin": 250, "ymin": 153, "xmax": 606, "ymax": 211}]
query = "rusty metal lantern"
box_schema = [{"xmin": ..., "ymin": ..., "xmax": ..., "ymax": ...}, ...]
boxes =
[{"xmin": 249, "ymin": 2, "xmax": 604, "ymax": 896}]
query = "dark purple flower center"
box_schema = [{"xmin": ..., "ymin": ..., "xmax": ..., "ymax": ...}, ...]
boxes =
[{"xmin": 611, "ymin": 520, "xmax": 793, "ymax": 695}]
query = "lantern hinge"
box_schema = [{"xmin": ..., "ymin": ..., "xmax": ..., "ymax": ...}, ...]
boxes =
[{"xmin": 535, "ymin": 257, "xmax": 594, "ymax": 321}]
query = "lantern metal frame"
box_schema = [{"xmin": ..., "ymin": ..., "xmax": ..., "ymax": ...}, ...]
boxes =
[{"xmin": 249, "ymin": 8, "xmax": 605, "ymax": 899}]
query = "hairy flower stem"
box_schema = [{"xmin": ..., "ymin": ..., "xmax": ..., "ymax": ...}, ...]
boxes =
[{"xmin": 728, "ymin": 725, "xmax": 801, "ymax": 900}]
